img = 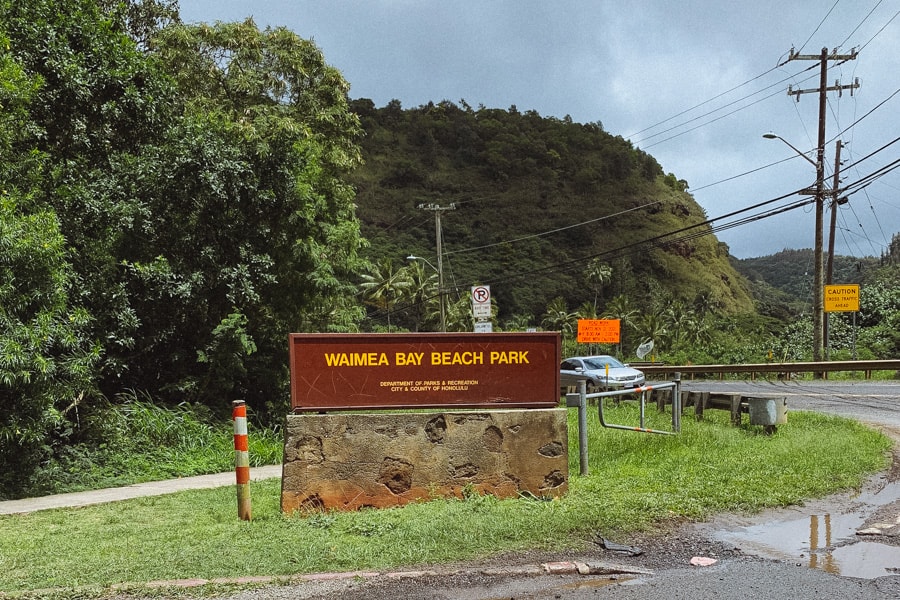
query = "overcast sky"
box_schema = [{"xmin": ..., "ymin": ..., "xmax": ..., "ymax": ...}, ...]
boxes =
[{"xmin": 178, "ymin": 1, "xmax": 899, "ymax": 260}]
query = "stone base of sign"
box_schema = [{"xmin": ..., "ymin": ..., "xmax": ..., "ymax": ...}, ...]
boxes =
[{"xmin": 281, "ymin": 408, "xmax": 568, "ymax": 512}]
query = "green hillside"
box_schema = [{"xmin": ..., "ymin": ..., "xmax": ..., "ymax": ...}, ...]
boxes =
[
  {"xmin": 348, "ymin": 99, "xmax": 754, "ymax": 328},
  {"xmin": 733, "ymin": 249, "xmax": 882, "ymax": 320}
]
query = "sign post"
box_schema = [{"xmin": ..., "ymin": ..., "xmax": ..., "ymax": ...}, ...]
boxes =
[
  {"xmin": 288, "ymin": 332, "xmax": 560, "ymax": 411},
  {"xmin": 824, "ymin": 284, "xmax": 860, "ymax": 312},
  {"xmin": 824, "ymin": 284, "xmax": 861, "ymax": 360}
]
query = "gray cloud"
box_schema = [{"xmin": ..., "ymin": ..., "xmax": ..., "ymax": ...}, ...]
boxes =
[{"xmin": 179, "ymin": 0, "xmax": 900, "ymax": 259}]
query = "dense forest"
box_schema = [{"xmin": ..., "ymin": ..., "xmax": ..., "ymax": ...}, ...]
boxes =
[
  {"xmin": 0, "ymin": 0, "xmax": 368, "ymax": 494},
  {"xmin": 345, "ymin": 97, "xmax": 900, "ymax": 365},
  {"xmin": 1, "ymin": 0, "xmax": 898, "ymax": 499}
]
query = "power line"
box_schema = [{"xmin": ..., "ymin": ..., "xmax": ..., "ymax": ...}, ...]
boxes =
[
  {"xmin": 474, "ymin": 188, "xmax": 810, "ymax": 288},
  {"xmin": 793, "ymin": 0, "xmax": 842, "ymax": 56},
  {"xmin": 365, "ymin": 157, "xmax": 897, "ymax": 325},
  {"xmin": 362, "ymin": 191, "xmax": 813, "ymax": 325},
  {"xmin": 444, "ymin": 198, "xmax": 663, "ymax": 256},
  {"xmin": 626, "ymin": 66, "xmax": 781, "ymax": 140}
]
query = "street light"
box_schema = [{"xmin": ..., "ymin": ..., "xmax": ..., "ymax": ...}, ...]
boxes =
[
  {"xmin": 762, "ymin": 133, "xmax": 817, "ymax": 167},
  {"xmin": 407, "ymin": 254, "xmax": 446, "ymax": 332},
  {"xmin": 763, "ymin": 132, "xmax": 825, "ymax": 366}
]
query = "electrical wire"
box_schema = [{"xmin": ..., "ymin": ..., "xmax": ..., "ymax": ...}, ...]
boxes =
[
  {"xmin": 436, "ymin": 11, "xmax": 899, "ymax": 265},
  {"xmin": 443, "ymin": 198, "xmax": 664, "ymax": 256},
  {"xmin": 794, "ymin": 0, "xmax": 843, "ymax": 55},
  {"xmin": 364, "ymin": 159, "xmax": 897, "ymax": 325},
  {"xmin": 362, "ymin": 4, "xmax": 900, "ymax": 326},
  {"xmin": 838, "ymin": 0, "xmax": 883, "ymax": 48}
]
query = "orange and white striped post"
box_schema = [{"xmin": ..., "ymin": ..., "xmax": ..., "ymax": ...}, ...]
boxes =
[{"xmin": 232, "ymin": 400, "xmax": 252, "ymax": 521}]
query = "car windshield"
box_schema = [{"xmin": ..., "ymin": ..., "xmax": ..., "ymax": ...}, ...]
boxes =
[{"xmin": 583, "ymin": 356, "xmax": 625, "ymax": 370}]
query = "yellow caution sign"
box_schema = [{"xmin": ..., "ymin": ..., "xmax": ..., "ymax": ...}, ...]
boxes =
[{"xmin": 824, "ymin": 284, "xmax": 860, "ymax": 312}]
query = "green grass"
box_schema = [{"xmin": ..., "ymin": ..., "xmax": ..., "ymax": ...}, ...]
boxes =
[
  {"xmin": 19, "ymin": 396, "xmax": 284, "ymax": 498},
  {"xmin": 0, "ymin": 405, "xmax": 891, "ymax": 597}
]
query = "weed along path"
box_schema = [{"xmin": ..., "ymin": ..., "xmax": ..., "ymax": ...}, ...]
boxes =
[
  {"xmin": 679, "ymin": 380, "xmax": 900, "ymax": 583},
  {"xmin": 668, "ymin": 380, "xmax": 900, "ymax": 576}
]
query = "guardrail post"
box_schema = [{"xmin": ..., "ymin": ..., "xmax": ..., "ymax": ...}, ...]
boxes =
[
  {"xmin": 232, "ymin": 400, "xmax": 252, "ymax": 521},
  {"xmin": 564, "ymin": 380, "xmax": 589, "ymax": 476},
  {"xmin": 673, "ymin": 372, "xmax": 681, "ymax": 433},
  {"xmin": 576, "ymin": 379, "xmax": 588, "ymax": 476}
]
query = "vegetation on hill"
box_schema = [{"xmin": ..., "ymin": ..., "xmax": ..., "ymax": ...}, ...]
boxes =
[
  {"xmin": 733, "ymin": 240, "xmax": 900, "ymax": 361},
  {"xmin": 348, "ymin": 98, "xmax": 755, "ymax": 335},
  {"xmin": 734, "ymin": 249, "xmax": 877, "ymax": 313}
]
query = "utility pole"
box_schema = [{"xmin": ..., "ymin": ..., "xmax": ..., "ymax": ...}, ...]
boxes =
[
  {"xmin": 825, "ymin": 140, "xmax": 845, "ymax": 359},
  {"xmin": 784, "ymin": 47, "xmax": 859, "ymax": 368},
  {"xmin": 417, "ymin": 202, "xmax": 456, "ymax": 332}
]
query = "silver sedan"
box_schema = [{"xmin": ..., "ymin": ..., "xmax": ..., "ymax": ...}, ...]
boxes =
[{"xmin": 560, "ymin": 355, "xmax": 645, "ymax": 392}]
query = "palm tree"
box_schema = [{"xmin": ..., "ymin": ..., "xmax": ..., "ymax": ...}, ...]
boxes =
[
  {"xmin": 662, "ymin": 299, "xmax": 693, "ymax": 348},
  {"xmin": 503, "ymin": 314, "xmax": 534, "ymax": 331},
  {"xmin": 445, "ymin": 294, "xmax": 477, "ymax": 332},
  {"xmin": 634, "ymin": 313, "xmax": 668, "ymax": 356},
  {"xmin": 603, "ymin": 294, "xmax": 638, "ymax": 356},
  {"xmin": 576, "ymin": 301, "xmax": 597, "ymax": 320},
  {"xmin": 403, "ymin": 260, "xmax": 438, "ymax": 331},
  {"xmin": 542, "ymin": 296, "xmax": 578, "ymax": 351},
  {"xmin": 586, "ymin": 259, "xmax": 612, "ymax": 313},
  {"xmin": 359, "ymin": 258, "xmax": 411, "ymax": 331}
]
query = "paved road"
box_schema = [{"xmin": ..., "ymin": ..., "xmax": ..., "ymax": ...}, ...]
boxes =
[{"xmin": 678, "ymin": 378, "xmax": 900, "ymax": 428}]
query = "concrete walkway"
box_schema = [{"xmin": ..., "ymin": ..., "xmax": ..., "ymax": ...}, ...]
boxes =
[{"xmin": 0, "ymin": 464, "xmax": 282, "ymax": 515}]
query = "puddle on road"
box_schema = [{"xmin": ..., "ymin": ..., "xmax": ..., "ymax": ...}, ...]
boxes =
[{"xmin": 708, "ymin": 480, "xmax": 900, "ymax": 579}]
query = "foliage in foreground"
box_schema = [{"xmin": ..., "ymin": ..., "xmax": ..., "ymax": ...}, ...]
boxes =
[
  {"xmin": 0, "ymin": 0, "xmax": 366, "ymax": 489},
  {"xmin": 4, "ymin": 396, "xmax": 282, "ymax": 500},
  {"xmin": 0, "ymin": 408, "xmax": 889, "ymax": 594}
]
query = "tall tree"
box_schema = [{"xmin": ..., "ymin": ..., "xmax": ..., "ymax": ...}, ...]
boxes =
[
  {"xmin": 402, "ymin": 260, "xmax": 439, "ymax": 331},
  {"xmin": 118, "ymin": 18, "xmax": 368, "ymax": 409},
  {"xmin": 2, "ymin": 0, "xmax": 174, "ymax": 390},
  {"xmin": 603, "ymin": 294, "xmax": 639, "ymax": 356},
  {"xmin": 0, "ymin": 39, "xmax": 100, "ymax": 496},
  {"xmin": 542, "ymin": 297, "xmax": 578, "ymax": 350},
  {"xmin": 360, "ymin": 259, "xmax": 411, "ymax": 331},
  {"xmin": 634, "ymin": 313, "xmax": 668, "ymax": 354},
  {"xmin": 586, "ymin": 259, "xmax": 612, "ymax": 313},
  {"xmin": 2, "ymin": 3, "xmax": 368, "ymax": 416}
]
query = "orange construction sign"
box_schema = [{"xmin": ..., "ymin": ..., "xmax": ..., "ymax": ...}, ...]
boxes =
[{"xmin": 577, "ymin": 319, "xmax": 620, "ymax": 344}]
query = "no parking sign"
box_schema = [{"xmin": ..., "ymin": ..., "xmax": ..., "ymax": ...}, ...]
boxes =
[{"xmin": 471, "ymin": 285, "xmax": 491, "ymax": 319}]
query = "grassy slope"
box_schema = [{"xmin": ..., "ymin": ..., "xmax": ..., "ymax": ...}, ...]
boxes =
[{"xmin": 0, "ymin": 407, "xmax": 889, "ymax": 595}]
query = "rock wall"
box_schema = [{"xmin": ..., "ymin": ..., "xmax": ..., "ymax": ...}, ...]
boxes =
[{"xmin": 281, "ymin": 408, "xmax": 568, "ymax": 512}]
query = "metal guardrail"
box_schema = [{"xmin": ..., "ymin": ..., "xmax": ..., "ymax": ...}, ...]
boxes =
[
  {"xmin": 634, "ymin": 359, "xmax": 900, "ymax": 380},
  {"xmin": 590, "ymin": 382, "xmax": 681, "ymax": 436},
  {"xmin": 565, "ymin": 375, "xmax": 682, "ymax": 475}
]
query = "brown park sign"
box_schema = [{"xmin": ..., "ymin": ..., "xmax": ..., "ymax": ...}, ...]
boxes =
[{"xmin": 289, "ymin": 332, "xmax": 561, "ymax": 411}]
